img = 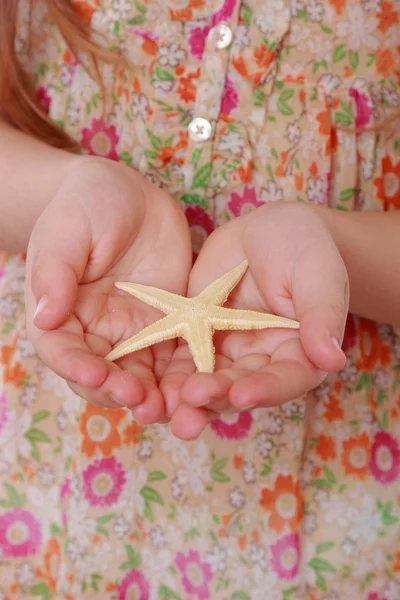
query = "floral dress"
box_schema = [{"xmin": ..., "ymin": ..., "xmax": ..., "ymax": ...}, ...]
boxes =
[{"xmin": 1, "ymin": 0, "xmax": 400, "ymax": 598}]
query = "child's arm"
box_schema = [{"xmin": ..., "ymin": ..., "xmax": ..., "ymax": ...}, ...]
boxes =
[
  {"xmin": 318, "ymin": 208, "xmax": 400, "ymax": 326},
  {"xmin": 0, "ymin": 119, "xmax": 79, "ymax": 251}
]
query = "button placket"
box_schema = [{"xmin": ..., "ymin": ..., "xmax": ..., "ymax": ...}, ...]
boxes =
[{"xmin": 184, "ymin": 2, "xmax": 242, "ymax": 197}]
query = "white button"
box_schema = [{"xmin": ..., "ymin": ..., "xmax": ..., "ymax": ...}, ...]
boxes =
[
  {"xmin": 188, "ymin": 117, "xmax": 212, "ymax": 142},
  {"xmin": 209, "ymin": 23, "xmax": 232, "ymax": 49}
]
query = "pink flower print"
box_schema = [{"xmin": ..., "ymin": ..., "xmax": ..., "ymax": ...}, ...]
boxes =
[
  {"xmin": 80, "ymin": 117, "xmax": 119, "ymax": 161},
  {"xmin": 189, "ymin": 26, "xmax": 210, "ymax": 60},
  {"xmin": 0, "ymin": 392, "xmax": 8, "ymax": 435},
  {"xmin": 82, "ymin": 456, "xmax": 127, "ymax": 507},
  {"xmin": 36, "ymin": 86, "xmax": 51, "ymax": 114},
  {"xmin": 228, "ymin": 185, "xmax": 263, "ymax": 217},
  {"xmin": 211, "ymin": 412, "xmax": 253, "ymax": 440},
  {"xmin": 0, "ymin": 508, "xmax": 42, "ymax": 558},
  {"xmin": 175, "ymin": 549, "xmax": 213, "ymax": 600},
  {"xmin": 211, "ymin": 0, "xmax": 237, "ymax": 25},
  {"xmin": 349, "ymin": 89, "xmax": 373, "ymax": 131},
  {"xmin": 60, "ymin": 479, "xmax": 70, "ymax": 527},
  {"xmin": 185, "ymin": 206, "xmax": 214, "ymax": 261},
  {"xmin": 128, "ymin": 28, "xmax": 159, "ymax": 43},
  {"xmin": 369, "ymin": 431, "xmax": 400, "ymax": 485},
  {"xmin": 220, "ymin": 77, "xmax": 239, "ymax": 115},
  {"xmin": 270, "ymin": 533, "xmax": 301, "ymax": 581},
  {"xmin": 366, "ymin": 594, "xmax": 388, "ymax": 600},
  {"xmin": 118, "ymin": 569, "xmax": 150, "ymax": 600}
]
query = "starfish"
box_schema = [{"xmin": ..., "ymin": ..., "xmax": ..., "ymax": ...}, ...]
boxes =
[{"xmin": 106, "ymin": 260, "xmax": 300, "ymax": 372}]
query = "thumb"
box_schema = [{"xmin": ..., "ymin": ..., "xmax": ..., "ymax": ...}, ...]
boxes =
[
  {"xmin": 27, "ymin": 205, "xmax": 91, "ymax": 331},
  {"xmin": 293, "ymin": 248, "xmax": 349, "ymax": 372}
]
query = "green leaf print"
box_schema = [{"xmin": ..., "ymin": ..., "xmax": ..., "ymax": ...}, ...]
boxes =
[
  {"xmin": 356, "ymin": 372, "xmax": 372, "ymax": 391},
  {"xmin": 339, "ymin": 188, "xmax": 356, "ymax": 202},
  {"xmin": 211, "ymin": 458, "xmax": 231, "ymax": 483},
  {"xmin": 309, "ymin": 557, "xmax": 336, "ymax": 573},
  {"xmin": 30, "ymin": 583, "xmax": 52, "ymax": 600},
  {"xmin": 140, "ymin": 485, "xmax": 164, "ymax": 505},
  {"xmin": 127, "ymin": 14, "xmax": 146, "ymax": 24},
  {"xmin": 277, "ymin": 89, "xmax": 295, "ymax": 116},
  {"xmin": 155, "ymin": 67, "xmax": 175, "ymax": 81},
  {"xmin": 113, "ymin": 21, "xmax": 120, "ymax": 37},
  {"xmin": 379, "ymin": 501, "xmax": 399, "ymax": 526},
  {"xmin": 252, "ymin": 88, "xmax": 264, "ymax": 107},
  {"xmin": 232, "ymin": 593, "xmax": 251, "ymax": 600},
  {"xmin": 333, "ymin": 44, "xmax": 347, "ymax": 63},
  {"xmin": 315, "ymin": 571, "xmax": 327, "ymax": 591},
  {"xmin": 323, "ymin": 465, "xmax": 337, "ymax": 485},
  {"xmin": 191, "ymin": 163, "xmax": 213, "ymax": 190},
  {"xmin": 146, "ymin": 130, "xmax": 164, "ymax": 152},
  {"xmin": 316, "ymin": 541, "xmax": 335, "ymax": 554},
  {"xmin": 180, "ymin": 193, "xmax": 208, "ymax": 208},
  {"xmin": 90, "ymin": 574, "xmax": 103, "ymax": 592},
  {"xmin": 241, "ymin": 4, "xmax": 252, "ymax": 26},
  {"xmin": 158, "ymin": 584, "xmax": 181, "ymax": 599},
  {"xmin": 349, "ymin": 50, "xmax": 359, "ymax": 71},
  {"xmin": 121, "ymin": 545, "xmax": 142, "ymax": 571},
  {"xmin": 25, "ymin": 429, "xmax": 51, "ymax": 443},
  {"xmin": 320, "ymin": 24, "xmax": 333, "ymax": 34},
  {"xmin": 143, "ymin": 500, "xmax": 154, "ymax": 522},
  {"xmin": 32, "ymin": 410, "xmax": 51, "ymax": 425},
  {"xmin": 282, "ymin": 587, "xmax": 298, "ymax": 599},
  {"xmin": 1, "ymin": 483, "xmax": 26, "ymax": 508},
  {"xmin": 97, "ymin": 514, "xmax": 116, "ymax": 525},
  {"xmin": 50, "ymin": 523, "xmax": 61, "ymax": 537},
  {"xmin": 148, "ymin": 471, "xmax": 167, "ymax": 481},
  {"xmin": 119, "ymin": 152, "xmax": 133, "ymax": 167}
]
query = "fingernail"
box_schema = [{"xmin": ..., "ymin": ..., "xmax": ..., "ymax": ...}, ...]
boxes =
[
  {"xmin": 331, "ymin": 336, "xmax": 342, "ymax": 351},
  {"xmin": 34, "ymin": 295, "xmax": 49, "ymax": 320}
]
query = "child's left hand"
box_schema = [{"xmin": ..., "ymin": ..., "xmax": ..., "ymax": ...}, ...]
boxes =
[{"xmin": 160, "ymin": 201, "xmax": 349, "ymax": 439}]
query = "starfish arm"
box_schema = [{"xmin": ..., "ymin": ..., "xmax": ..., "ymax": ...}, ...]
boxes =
[
  {"xmin": 115, "ymin": 282, "xmax": 189, "ymax": 314},
  {"xmin": 196, "ymin": 260, "xmax": 249, "ymax": 306},
  {"xmin": 208, "ymin": 306, "xmax": 300, "ymax": 331},
  {"xmin": 184, "ymin": 318, "xmax": 215, "ymax": 373},
  {"xmin": 106, "ymin": 313, "xmax": 184, "ymax": 362}
]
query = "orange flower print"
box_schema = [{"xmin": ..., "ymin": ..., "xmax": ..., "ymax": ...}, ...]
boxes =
[
  {"xmin": 378, "ymin": 0, "xmax": 399, "ymax": 33},
  {"xmin": 341, "ymin": 432, "xmax": 371, "ymax": 479},
  {"xmin": 123, "ymin": 419, "xmax": 145, "ymax": 445},
  {"xmin": 323, "ymin": 396, "xmax": 344, "ymax": 423},
  {"xmin": 254, "ymin": 45, "xmax": 275, "ymax": 70},
  {"xmin": 375, "ymin": 48, "xmax": 395, "ymax": 78},
  {"xmin": 358, "ymin": 319, "xmax": 391, "ymax": 371},
  {"xmin": 374, "ymin": 155, "xmax": 400, "ymax": 211},
  {"xmin": 80, "ymin": 403, "xmax": 125, "ymax": 458},
  {"xmin": 315, "ymin": 435, "xmax": 337, "ymax": 461},
  {"xmin": 329, "ymin": 0, "xmax": 345, "ymax": 15},
  {"xmin": 259, "ymin": 475, "xmax": 304, "ymax": 534}
]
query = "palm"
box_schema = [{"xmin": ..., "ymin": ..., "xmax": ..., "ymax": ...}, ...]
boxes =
[
  {"xmin": 160, "ymin": 212, "xmax": 332, "ymax": 439},
  {"xmin": 27, "ymin": 159, "xmax": 192, "ymax": 418}
]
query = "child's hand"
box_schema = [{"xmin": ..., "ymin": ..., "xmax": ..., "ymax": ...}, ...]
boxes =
[
  {"xmin": 161, "ymin": 201, "xmax": 349, "ymax": 439},
  {"xmin": 25, "ymin": 157, "xmax": 191, "ymax": 420}
]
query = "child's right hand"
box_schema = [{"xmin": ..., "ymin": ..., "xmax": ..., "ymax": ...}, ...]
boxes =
[{"xmin": 25, "ymin": 157, "xmax": 192, "ymax": 420}]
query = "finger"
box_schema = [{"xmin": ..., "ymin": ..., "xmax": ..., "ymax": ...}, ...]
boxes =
[
  {"xmin": 292, "ymin": 248, "xmax": 349, "ymax": 372},
  {"xmin": 170, "ymin": 404, "xmax": 217, "ymax": 440},
  {"xmin": 68, "ymin": 368, "xmax": 141, "ymax": 409},
  {"xmin": 230, "ymin": 352, "xmax": 324, "ymax": 410},
  {"xmin": 33, "ymin": 317, "xmax": 145, "ymax": 406},
  {"xmin": 132, "ymin": 386, "xmax": 165, "ymax": 424},
  {"xmin": 180, "ymin": 353, "xmax": 267, "ymax": 409},
  {"xmin": 159, "ymin": 345, "xmax": 196, "ymax": 416},
  {"xmin": 27, "ymin": 203, "xmax": 90, "ymax": 331}
]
